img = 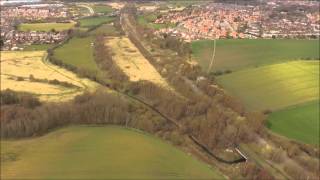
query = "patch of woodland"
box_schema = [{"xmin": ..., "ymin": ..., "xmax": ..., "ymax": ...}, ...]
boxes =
[
  {"xmin": 0, "ymin": 89, "xmax": 181, "ymax": 142},
  {"xmin": 0, "ymin": 89, "xmax": 41, "ymax": 109}
]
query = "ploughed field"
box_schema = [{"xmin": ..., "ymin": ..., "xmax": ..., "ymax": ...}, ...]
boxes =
[
  {"xmin": 0, "ymin": 51, "xmax": 98, "ymax": 101},
  {"xmin": 267, "ymin": 101, "xmax": 319, "ymax": 145},
  {"xmin": 192, "ymin": 39, "xmax": 319, "ymax": 72},
  {"xmin": 1, "ymin": 126, "xmax": 223, "ymax": 179},
  {"xmin": 18, "ymin": 22, "xmax": 76, "ymax": 32}
]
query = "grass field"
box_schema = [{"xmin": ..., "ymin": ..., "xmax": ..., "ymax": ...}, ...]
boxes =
[
  {"xmin": 138, "ymin": 14, "xmax": 176, "ymax": 30},
  {"xmin": 216, "ymin": 60, "xmax": 320, "ymax": 111},
  {"xmin": 0, "ymin": 51, "xmax": 98, "ymax": 101},
  {"xmin": 267, "ymin": 101, "xmax": 319, "ymax": 145},
  {"xmin": 78, "ymin": 16, "xmax": 115, "ymax": 28},
  {"xmin": 18, "ymin": 22, "xmax": 75, "ymax": 32},
  {"xmin": 1, "ymin": 126, "xmax": 223, "ymax": 179},
  {"xmin": 192, "ymin": 39, "xmax": 319, "ymax": 72},
  {"xmin": 92, "ymin": 5, "xmax": 114, "ymax": 13},
  {"xmin": 89, "ymin": 24, "xmax": 119, "ymax": 36},
  {"xmin": 53, "ymin": 36, "xmax": 99, "ymax": 73}
]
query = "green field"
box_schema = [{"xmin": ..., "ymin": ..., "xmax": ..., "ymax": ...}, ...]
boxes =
[
  {"xmin": 192, "ymin": 39, "xmax": 319, "ymax": 72},
  {"xmin": 78, "ymin": 16, "xmax": 115, "ymax": 28},
  {"xmin": 216, "ymin": 61, "xmax": 320, "ymax": 111},
  {"xmin": 92, "ymin": 5, "xmax": 114, "ymax": 13},
  {"xmin": 138, "ymin": 14, "xmax": 176, "ymax": 30},
  {"xmin": 18, "ymin": 22, "xmax": 75, "ymax": 32},
  {"xmin": 53, "ymin": 36, "xmax": 97, "ymax": 71},
  {"xmin": 1, "ymin": 126, "xmax": 223, "ymax": 179},
  {"xmin": 53, "ymin": 36, "xmax": 99, "ymax": 73},
  {"xmin": 267, "ymin": 101, "xmax": 320, "ymax": 145},
  {"xmin": 89, "ymin": 24, "xmax": 119, "ymax": 36}
]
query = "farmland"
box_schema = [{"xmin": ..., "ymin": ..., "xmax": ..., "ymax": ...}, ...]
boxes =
[
  {"xmin": 1, "ymin": 126, "xmax": 223, "ymax": 179},
  {"xmin": 192, "ymin": 39, "xmax": 319, "ymax": 72},
  {"xmin": 267, "ymin": 101, "xmax": 319, "ymax": 145},
  {"xmin": 78, "ymin": 16, "xmax": 115, "ymax": 28},
  {"xmin": 18, "ymin": 22, "xmax": 76, "ymax": 32},
  {"xmin": 0, "ymin": 51, "xmax": 98, "ymax": 101},
  {"xmin": 216, "ymin": 60, "xmax": 319, "ymax": 111},
  {"xmin": 105, "ymin": 36, "xmax": 172, "ymax": 89}
]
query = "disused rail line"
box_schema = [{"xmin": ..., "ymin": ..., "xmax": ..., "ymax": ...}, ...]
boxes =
[
  {"xmin": 118, "ymin": 9, "xmax": 247, "ymax": 165},
  {"xmin": 121, "ymin": 91, "xmax": 247, "ymax": 164}
]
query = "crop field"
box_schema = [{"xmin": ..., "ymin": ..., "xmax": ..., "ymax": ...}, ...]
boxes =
[
  {"xmin": 1, "ymin": 126, "xmax": 223, "ymax": 179},
  {"xmin": 267, "ymin": 101, "xmax": 319, "ymax": 145},
  {"xmin": 78, "ymin": 16, "xmax": 115, "ymax": 28},
  {"xmin": 192, "ymin": 39, "xmax": 319, "ymax": 72},
  {"xmin": 18, "ymin": 22, "xmax": 75, "ymax": 32},
  {"xmin": 53, "ymin": 36, "xmax": 99, "ymax": 73},
  {"xmin": 216, "ymin": 60, "xmax": 320, "ymax": 111},
  {"xmin": 0, "ymin": 51, "xmax": 98, "ymax": 101},
  {"xmin": 105, "ymin": 37, "xmax": 172, "ymax": 89}
]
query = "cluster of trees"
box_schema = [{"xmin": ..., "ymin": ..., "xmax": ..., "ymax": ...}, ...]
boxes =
[
  {"xmin": 1, "ymin": 89, "xmax": 178, "ymax": 139},
  {"xmin": 1, "ymin": 89, "xmax": 41, "ymax": 109}
]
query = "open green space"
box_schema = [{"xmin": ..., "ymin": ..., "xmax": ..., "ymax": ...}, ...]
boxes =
[
  {"xmin": 216, "ymin": 60, "xmax": 320, "ymax": 111},
  {"xmin": 89, "ymin": 24, "xmax": 119, "ymax": 36},
  {"xmin": 1, "ymin": 126, "xmax": 223, "ymax": 179},
  {"xmin": 18, "ymin": 22, "xmax": 75, "ymax": 32},
  {"xmin": 92, "ymin": 5, "xmax": 114, "ymax": 14},
  {"xmin": 192, "ymin": 39, "xmax": 319, "ymax": 72},
  {"xmin": 78, "ymin": 16, "xmax": 115, "ymax": 28},
  {"xmin": 267, "ymin": 101, "xmax": 320, "ymax": 145},
  {"xmin": 138, "ymin": 14, "xmax": 176, "ymax": 30},
  {"xmin": 53, "ymin": 36, "xmax": 99, "ymax": 73}
]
